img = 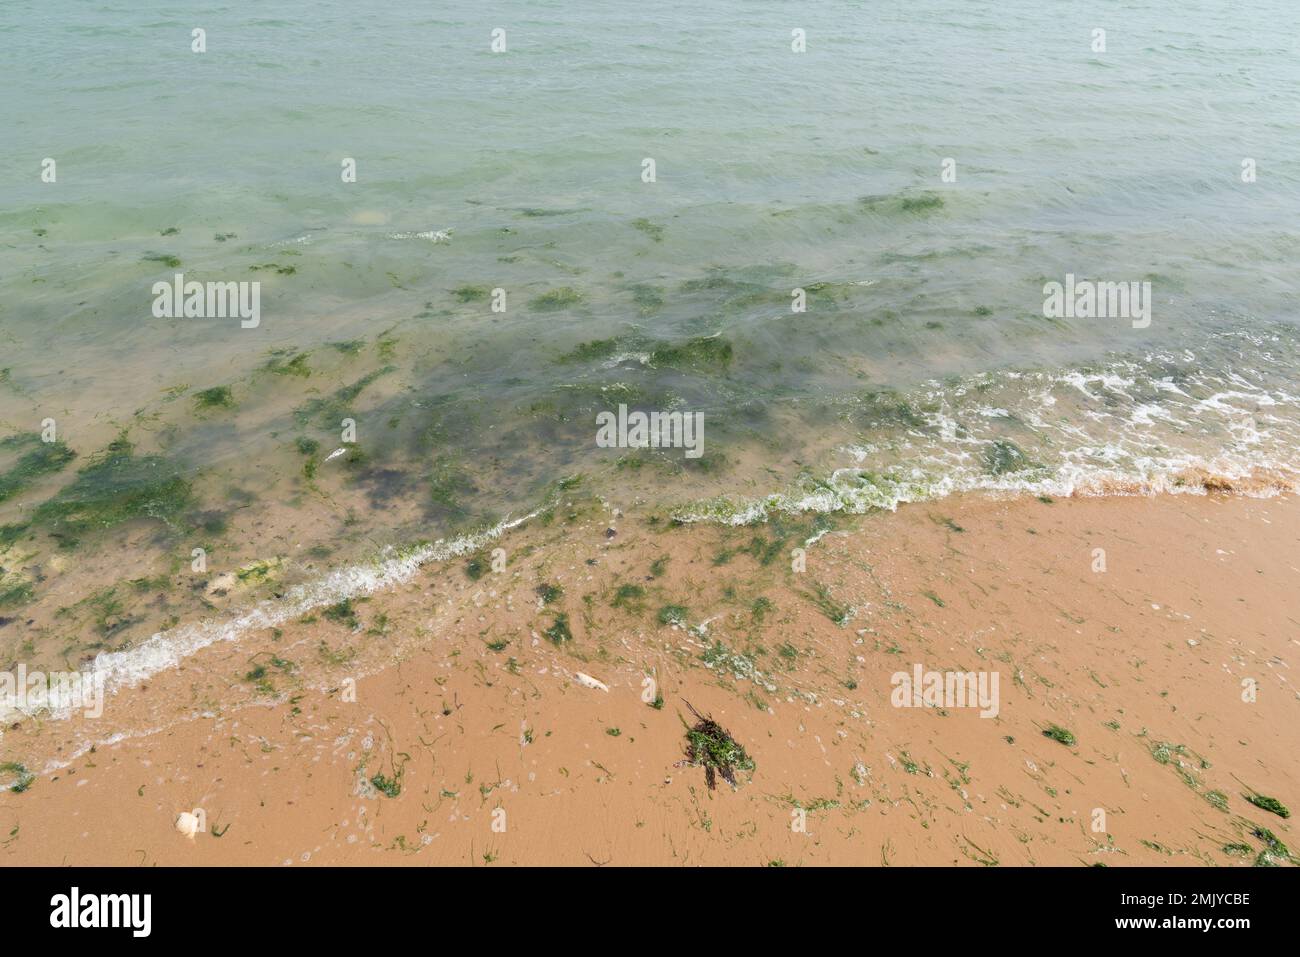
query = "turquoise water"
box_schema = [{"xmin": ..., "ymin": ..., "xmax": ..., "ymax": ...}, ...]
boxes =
[{"xmin": 3, "ymin": 1, "xmax": 1300, "ymax": 669}]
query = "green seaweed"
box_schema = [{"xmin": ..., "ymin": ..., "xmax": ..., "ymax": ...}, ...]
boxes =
[
  {"xmin": 859, "ymin": 192, "xmax": 944, "ymax": 215},
  {"xmin": 1205, "ymin": 790, "xmax": 1230, "ymax": 811},
  {"xmin": 1245, "ymin": 793, "xmax": 1290, "ymax": 819},
  {"xmin": 0, "ymin": 762, "xmax": 34, "ymax": 794},
  {"xmin": 322, "ymin": 599, "xmax": 360, "ymax": 629},
  {"xmin": 630, "ymin": 284, "xmax": 665, "ymax": 312},
  {"xmin": 529, "ymin": 287, "xmax": 584, "ymax": 312},
  {"xmin": 649, "ymin": 335, "xmax": 732, "ymax": 372},
  {"xmin": 31, "ymin": 437, "xmax": 194, "ymax": 537},
  {"xmin": 559, "ymin": 338, "xmax": 621, "ymax": 363},
  {"xmin": 371, "ymin": 771, "xmax": 402, "ymax": 798},
  {"xmin": 0, "ymin": 438, "xmax": 75, "ymax": 503},
  {"xmin": 264, "ymin": 352, "xmax": 312, "ymax": 377},
  {"xmin": 1042, "ymin": 724, "xmax": 1076, "ymax": 747},
  {"xmin": 429, "ymin": 461, "xmax": 475, "ymax": 518},
  {"xmin": 0, "ymin": 576, "xmax": 35, "ymax": 608},
  {"xmin": 544, "ymin": 613, "xmax": 572, "ymax": 644},
  {"xmin": 611, "ymin": 583, "xmax": 645, "ymax": 609},
  {"xmin": 294, "ymin": 366, "xmax": 394, "ymax": 427},
  {"xmin": 899, "ymin": 193, "xmax": 944, "ymax": 213},
  {"xmin": 682, "ymin": 702, "xmax": 754, "ymax": 791},
  {"xmin": 451, "ymin": 285, "xmax": 490, "ymax": 302},
  {"xmin": 983, "ymin": 439, "xmax": 1029, "ymax": 475},
  {"xmin": 631, "ymin": 218, "xmax": 665, "ymax": 242},
  {"xmin": 194, "ymin": 386, "xmax": 234, "ymax": 410},
  {"xmin": 658, "ymin": 604, "xmax": 688, "ymax": 626},
  {"xmin": 1250, "ymin": 825, "xmax": 1291, "ymax": 866},
  {"xmin": 535, "ymin": 583, "xmax": 563, "ymax": 605}
]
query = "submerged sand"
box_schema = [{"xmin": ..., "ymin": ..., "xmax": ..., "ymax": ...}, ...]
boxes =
[{"xmin": 1, "ymin": 490, "xmax": 1297, "ymax": 866}]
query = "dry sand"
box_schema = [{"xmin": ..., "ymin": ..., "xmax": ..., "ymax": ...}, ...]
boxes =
[{"xmin": 2, "ymin": 489, "xmax": 1297, "ymax": 866}]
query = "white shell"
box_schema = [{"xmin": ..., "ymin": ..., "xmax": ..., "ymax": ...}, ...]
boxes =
[{"xmin": 574, "ymin": 672, "xmax": 609, "ymax": 692}]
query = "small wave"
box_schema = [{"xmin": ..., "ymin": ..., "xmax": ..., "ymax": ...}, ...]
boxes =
[
  {"xmin": 672, "ymin": 459, "xmax": 1295, "ymax": 527},
  {"xmin": 386, "ymin": 229, "xmax": 453, "ymax": 243},
  {"xmin": 0, "ymin": 510, "xmax": 537, "ymax": 723}
]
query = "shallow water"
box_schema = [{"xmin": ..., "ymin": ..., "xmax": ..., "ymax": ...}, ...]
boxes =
[{"xmin": 2, "ymin": 1, "xmax": 1299, "ymax": 680}]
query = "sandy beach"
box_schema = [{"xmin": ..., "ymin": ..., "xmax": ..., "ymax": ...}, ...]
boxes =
[{"xmin": 3, "ymin": 487, "xmax": 1296, "ymax": 866}]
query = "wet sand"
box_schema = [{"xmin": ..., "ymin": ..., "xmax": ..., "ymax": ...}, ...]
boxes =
[{"xmin": 2, "ymin": 489, "xmax": 1297, "ymax": 866}]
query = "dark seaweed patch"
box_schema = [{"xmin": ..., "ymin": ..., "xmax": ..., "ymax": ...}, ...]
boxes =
[
  {"xmin": 983, "ymin": 439, "xmax": 1029, "ymax": 475},
  {"xmin": 529, "ymin": 287, "xmax": 584, "ymax": 312},
  {"xmin": 30, "ymin": 437, "xmax": 194, "ymax": 537},
  {"xmin": 194, "ymin": 386, "xmax": 234, "ymax": 409},
  {"xmin": 649, "ymin": 335, "xmax": 732, "ymax": 372},
  {"xmin": 0, "ymin": 437, "xmax": 75, "ymax": 503},
  {"xmin": 682, "ymin": 702, "xmax": 754, "ymax": 791}
]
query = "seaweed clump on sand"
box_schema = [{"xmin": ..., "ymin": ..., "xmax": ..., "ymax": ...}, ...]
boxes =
[
  {"xmin": 682, "ymin": 701, "xmax": 755, "ymax": 791},
  {"xmin": 1244, "ymin": 792, "xmax": 1290, "ymax": 819},
  {"xmin": 0, "ymin": 762, "xmax": 34, "ymax": 794},
  {"xmin": 1249, "ymin": 825, "xmax": 1293, "ymax": 867},
  {"xmin": 1042, "ymin": 723, "xmax": 1076, "ymax": 747}
]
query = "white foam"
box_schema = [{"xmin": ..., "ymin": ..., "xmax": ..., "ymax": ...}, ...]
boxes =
[{"xmin": 1, "ymin": 511, "xmax": 537, "ymax": 723}]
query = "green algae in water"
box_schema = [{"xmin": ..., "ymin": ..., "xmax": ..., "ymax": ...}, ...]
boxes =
[
  {"xmin": 429, "ymin": 461, "xmax": 475, "ymax": 519},
  {"xmin": 142, "ymin": 252, "xmax": 181, "ymax": 268},
  {"xmin": 194, "ymin": 385, "xmax": 234, "ymax": 409},
  {"xmin": 31, "ymin": 437, "xmax": 194, "ymax": 537},
  {"xmin": 983, "ymin": 439, "xmax": 1029, "ymax": 475},
  {"xmin": 858, "ymin": 191, "xmax": 944, "ymax": 215},
  {"xmin": 559, "ymin": 338, "xmax": 622, "ymax": 363},
  {"xmin": 630, "ymin": 284, "xmax": 665, "ymax": 312},
  {"xmin": 535, "ymin": 582, "xmax": 563, "ymax": 605},
  {"xmin": 451, "ymin": 285, "xmax": 490, "ymax": 302},
  {"xmin": 899, "ymin": 193, "xmax": 944, "ymax": 213},
  {"xmin": 264, "ymin": 352, "xmax": 311, "ymax": 377},
  {"xmin": 631, "ymin": 218, "xmax": 665, "ymax": 242},
  {"xmin": 294, "ymin": 365, "xmax": 395, "ymax": 427},
  {"xmin": 529, "ymin": 287, "xmax": 584, "ymax": 311},
  {"xmin": 0, "ymin": 575, "xmax": 35, "ymax": 608},
  {"xmin": 856, "ymin": 389, "xmax": 927, "ymax": 430},
  {"xmin": 649, "ymin": 335, "xmax": 732, "ymax": 372},
  {"xmin": 0, "ymin": 437, "xmax": 76, "ymax": 503}
]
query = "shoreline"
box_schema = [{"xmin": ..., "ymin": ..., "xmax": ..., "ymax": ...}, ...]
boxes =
[{"xmin": 2, "ymin": 487, "xmax": 1297, "ymax": 865}]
